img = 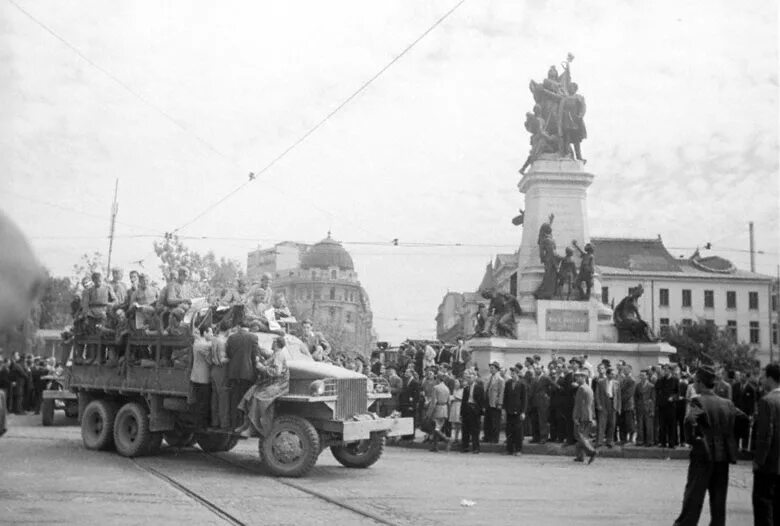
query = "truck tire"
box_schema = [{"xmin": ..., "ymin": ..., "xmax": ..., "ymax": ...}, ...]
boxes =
[
  {"xmin": 113, "ymin": 402, "xmax": 154, "ymax": 457},
  {"xmin": 260, "ymin": 415, "xmax": 320, "ymax": 478},
  {"xmin": 195, "ymin": 433, "xmax": 238, "ymax": 453},
  {"xmin": 330, "ymin": 433, "xmax": 385, "ymax": 468},
  {"xmin": 164, "ymin": 429, "xmax": 196, "ymax": 448},
  {"xmin": 41, "ymin": 399, "xmax": 55, "ymax": 427},
  {"xmin": 82, "ymin": 399, "xmax": 117, "ymax": 451}
]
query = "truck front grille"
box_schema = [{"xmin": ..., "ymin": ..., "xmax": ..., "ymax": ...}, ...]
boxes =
[{"xmin": 335, "ymin": 378, "xmax": 367, "ymax": 420}]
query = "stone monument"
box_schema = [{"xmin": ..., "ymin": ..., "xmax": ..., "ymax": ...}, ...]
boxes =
[{"xmin": 468, "ymin": 54, "xmax": 674, "ymax": 373}]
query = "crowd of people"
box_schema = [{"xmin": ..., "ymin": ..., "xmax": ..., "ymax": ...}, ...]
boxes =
[
  {"xmin": 0, "ymin": 351, "xmax": 57, "ymax": 416},
  {"xmin": 372, "ymin": 338, "xmax": 768, "ymax": 458}
]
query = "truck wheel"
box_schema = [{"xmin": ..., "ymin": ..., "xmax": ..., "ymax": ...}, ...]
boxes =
[
  {"xmin": 41, "ymin": 399, "xmax": 55, "ymax": 427},
  {"xmin": 261, "ymin": 415, "xmax": 320, "ymax": 478},
  {"xmin": 330, "ymin": 433, "xmax": 385, "ymax": 468},
  {"xmin": 164, "ymin": 429, "xmax": 196, "ymax": 448},
  {"xmin": 195, "ymin": 433, "xmax": 238, "ymax": 453},
  {"xmin": 82, "ymin": 399, "xmax": 117, "ymax": 451},
  {"xmin": 114, "ymin": 402, "xmax": 153, "ymax": 457}
]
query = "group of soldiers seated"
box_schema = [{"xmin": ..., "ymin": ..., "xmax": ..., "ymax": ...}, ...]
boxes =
[{"xmin": 68, "ymin": 266, "xmax": 292, "ymax": 367}]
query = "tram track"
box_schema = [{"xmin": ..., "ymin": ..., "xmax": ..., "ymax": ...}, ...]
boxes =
[
  {"xmin": 205, "ymin": 452, "xmax": 399, "ymax": 526},
  {"xmin": 129, "ymin": 449, "xmax": 398, "ymax": 526}
]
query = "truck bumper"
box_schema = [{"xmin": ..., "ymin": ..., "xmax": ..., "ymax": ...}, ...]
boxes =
[
  {"xmin": 43, "ymin": 390, "xmax": 77, "ymax": 401},
  {"xmin": 337, "ymin": 415, "xmax": 414, "ymax": 442}
]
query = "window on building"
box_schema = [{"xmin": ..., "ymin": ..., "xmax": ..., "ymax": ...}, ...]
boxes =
[
  {"xmin": 306, "ymin": 290, "xmax": 312, "ymax": 300},
  {"xmin": 705, "ymin": 319, "xmax": 715, "ymax": 328},
  {"xmin": 315, "ymin": 289, "xmax": 321, "ymax": 300},
  {"xmin": 329, "ymin": 287, "xmax": 336, "ymax": 300},
  {"xmin": 601, "ymin": 287, "xmax": 609, "ymax": 305},
  {"xmin": 346, "ymin": 312, "xmax": 353, "ymax": 324},
  {"xmin": 331, "ymin": 270, "xmax": 337, "ymax": 279},
  {"xmin": 659, "ymin": 318, "xmax": 670, "ymax": 337},
  {"xmin": 726, "ymin": 320, "xmax": 737, "ymax": 340},
  {"xmin": 682, "ymin": 318, "xmax": 693, "ymax": 328},
  {"xmin": 682, "ymin": 289, "xmax": 692, "ymax": 308},
  {"xmin": 772, "ymin": 295, "xmax": 778, "ymax": 312},
  {"xmin": 329, "ymin": 307, "xmax": 336, "ymax": 320},
  {"xmin": 749, "ymin": 291, "xmax": 759, "ymax": 310},
  {"xmin": 773, "ymin": 323, "xmax": 778, "ymax": 346},
  {"xmin": 727, "ymin": 291, "xmax": 736, "ymax": 309},
  {"xmin": 289, "ymin": 271, "xmax": 295, "ymax": 277},
  {"xmin": 750, "ymin": 321, "xmax": 760, "ymax": 344},
  {"xmin": 659, "ymin": 288, "xmax": 669, "ymax": 307},
  {"xmin": 311, "ymin": 270, "xmax": 316, "ymax": 280},
  {"xmin": 704, "ymin": 290, "xmax": 714, "ymax": 309}
]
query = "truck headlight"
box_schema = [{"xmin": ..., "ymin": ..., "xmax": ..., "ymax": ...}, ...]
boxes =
[{"xmin": 309, "ymin": 380, "xmax": 326, "ymax": 396}]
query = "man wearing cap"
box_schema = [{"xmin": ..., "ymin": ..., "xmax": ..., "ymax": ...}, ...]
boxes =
[
  {"xmin": 460, "ymin": 368, "xmax": 486, "ymax": 453},
  {"xmin": 483, "ymin": 361, "xmax": 505, "ymax": 443},
  {"xmin": 674, "ymin": 364, "xmax": 745, "ymax": 526},
  {"xmin": 504, "ymin": 365, "xmax": 528, "ymax": 455},
  {"xmin": 160, "ymin": 267, "xmax": 191, "ymax": 330},
  {"xmin": 83, "ymin": 271, "xmax": 117, "ymax": 322},
  {"xmin": 128, "ymin": 274, "xmax": 159, "ymax": 331},
  {"xmin": 219, "ymin": 278, "xmax": 248, "ymax": 307},
  {"xmin": 572, "ymin": 368, "xmax": 597, "ymax": 464},
  {"xmin": 752, "ymin": 362, "xmax": 780, "ymax": 525},
  {"xmin": 109, "ymin": 268, "xmax": 127, "ymax": 306}
]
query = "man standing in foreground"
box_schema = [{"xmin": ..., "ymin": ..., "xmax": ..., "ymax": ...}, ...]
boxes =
[
  {"xmin": 503, "ymin": 365, "xmax": 528, "ymax": 455},
  {"xmin": 573, "ymin": 368, "xmax": 596, "ymax": 464},
  {"xmin": 752, "ymin": 362, "xmax": 780, "ymax": 525},
  {"xmin": 460, "ymin": 369, "xmax": 485, "ymax": 453},
  {"xmin": 673, "ymin": 364, "xmax": 745, "ymax": 526}
]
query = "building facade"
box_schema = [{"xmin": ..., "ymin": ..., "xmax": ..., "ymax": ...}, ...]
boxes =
[
  {"xmin": 247, "ymin": 235, "xmax": 375, "ymax": 355},
  {"xmin": 436, "ymin": 237, "xmax": 776, "ymax": 363}
]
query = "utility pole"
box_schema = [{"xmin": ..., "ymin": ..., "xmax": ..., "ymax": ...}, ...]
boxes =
[
  {"xmin": 749, "ymin": 221, "xmax": 755, "ymax": 272},
  {"xmin": 106, "ymin": 179, "xmax": 119, "ymax": 274}
]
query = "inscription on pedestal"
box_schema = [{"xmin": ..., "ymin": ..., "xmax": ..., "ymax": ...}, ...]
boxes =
[{"xmin": 545, "ymin": 309, "xmax": 589, "ymax": 332}]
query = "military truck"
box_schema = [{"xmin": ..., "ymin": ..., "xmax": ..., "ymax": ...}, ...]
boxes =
[
  {"xmin": 40, "ymin": 370, "xmax": 79, "ymax": 426},
  {"xmin": 62, "ymin": 330, "xmax": 412, "ymax": 477}
]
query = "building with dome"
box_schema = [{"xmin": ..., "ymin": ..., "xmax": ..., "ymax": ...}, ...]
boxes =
[{"xmin": 247, "ymin": 234, "xmax": 375, "ymax": 355}]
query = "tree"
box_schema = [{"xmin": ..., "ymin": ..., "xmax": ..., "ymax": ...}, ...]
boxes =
[
  {"xmin": 37, "ymin": 273, "xmax": 75, "ymax": 329},
  {"xmin": 72, "ymin": 251, "xmax": 106, "ymax": 283},
  {"xmin": 153, "ymin": 235, "xmax": 243, "ymax": 297},
  {"xmin": 667, "ymin": 321, "xmax": 759, "ymax": 372}
]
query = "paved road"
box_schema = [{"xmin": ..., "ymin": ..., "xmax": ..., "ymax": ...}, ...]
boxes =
[{"xmin": 1, "ymin": 413, "xmax": 755, "ymax": 525}]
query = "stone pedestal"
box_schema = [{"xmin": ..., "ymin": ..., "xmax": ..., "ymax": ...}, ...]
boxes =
[{"xmin": 516, "ymin": 156, "xmax": 597, "ymax": 314}]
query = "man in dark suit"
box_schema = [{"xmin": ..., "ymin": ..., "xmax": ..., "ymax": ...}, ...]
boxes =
[
  {"xmin": 460, "ymin": 368, "xmax": 485, "ymax": 453},
  {"xmin": 399, "ymin": 365, "xmax": 420, "ymax": 441},
  {"xmin": 733, "ymin": 371, "xmax": 758, "ymax": 452},
  {"xmin": 752, "ymin": 362, "xmax": 780, "ymax": 525},
  {"xmin": 225, "ymin": 328, "xmax": 261, "ymax": 429},
  {"xmin": 656, "ymin": 364, "xmax": 680, "ymax": 448},
  {"xmin": 674, "ymin": 364, "xmax": 746, "ymax": 526},
  {"xmin": 504, "ymin": 364, "xmax": 529, "ymax": 455}
]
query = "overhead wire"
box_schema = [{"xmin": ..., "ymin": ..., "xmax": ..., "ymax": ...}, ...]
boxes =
[
  {"xmin": 5, "ymin": 0, "xmax": 232, "ymax": 163},
  {"xmin": 170, "ymin": 0, "xmax": 468, "ymax": 235}
]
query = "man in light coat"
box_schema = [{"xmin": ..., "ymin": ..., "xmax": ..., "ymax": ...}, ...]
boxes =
[
  {"xmin": 483, "ymin": 361, "xmax": 505, "ymax": 443},
  {"xmin": 573, "ymin": 368, "xmax": 596, "ymax": 464}
]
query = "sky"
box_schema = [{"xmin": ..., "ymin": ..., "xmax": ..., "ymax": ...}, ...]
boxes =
[{"xmin": 1, "ymin": 0, "xmax": 778, "ymax": 345}]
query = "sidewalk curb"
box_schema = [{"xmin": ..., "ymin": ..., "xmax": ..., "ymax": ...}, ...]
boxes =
[{"xmin": 387, "ymin": 438, "xmax": 755, "ymax": 462}]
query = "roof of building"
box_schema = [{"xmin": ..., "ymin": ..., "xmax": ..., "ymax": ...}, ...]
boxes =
[
  {"xmin": 593, "ymin": 238, "xmax": 772, "ymax": 280},
  {"xmin": 591, "ymin": 237, "xmax": 682, "ymax": 272},
  {"xmin": 300, "ymin": 233, "xmax": 354, "ymax": 270}
]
